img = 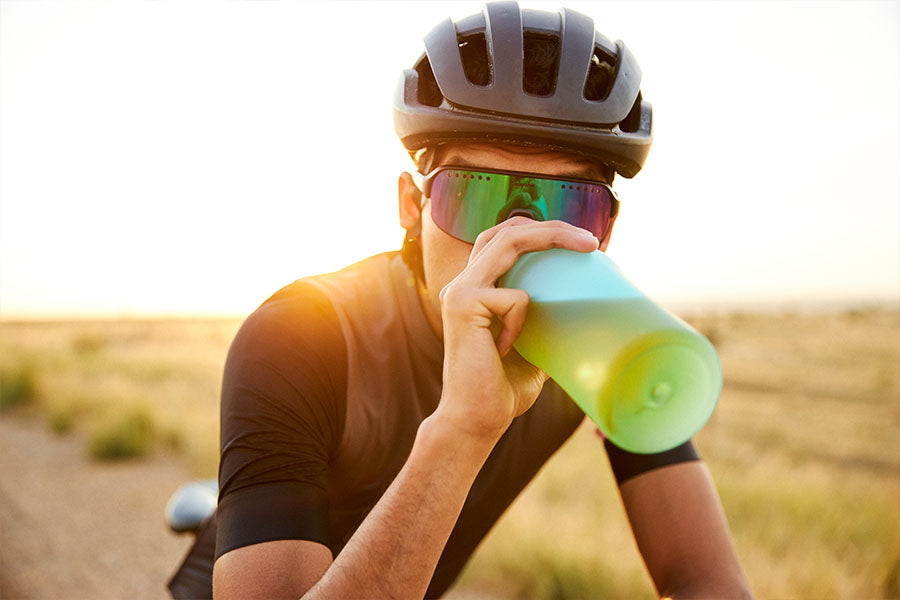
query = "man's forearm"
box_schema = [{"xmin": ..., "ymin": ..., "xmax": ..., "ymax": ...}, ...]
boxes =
[{"xmin": 304, "ymin": 409, "xmax": 498, "ymax": 599}]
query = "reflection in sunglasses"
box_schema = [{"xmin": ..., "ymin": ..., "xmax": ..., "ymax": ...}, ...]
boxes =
[{"xmin": 495, "ymin": 180, "xmax": 547, "ymax": 225}]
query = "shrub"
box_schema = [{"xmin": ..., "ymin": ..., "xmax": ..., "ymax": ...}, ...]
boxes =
[
  {"xmin": 0, "ymin": 367, "xmax": 38, "ymax": 411},
  {"xmin": 89, "ymin": 409, "xmax": 155, "ymax": 460},
  {"xmin": 49, "ymin": 409, "xmax": 76, "ymax": 435},
  {"xmin": 71, "ymin": 333, "xmax": 108, "ymax": 356},
  {"xmin": 162, "ymin": 425, "xmax": 185, "ymax": 452}
]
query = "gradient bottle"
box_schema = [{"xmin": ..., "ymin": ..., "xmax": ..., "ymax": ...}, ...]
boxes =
[{"xmin": 500, "ymin": 249, "xmax": 722, "ymax": 454}]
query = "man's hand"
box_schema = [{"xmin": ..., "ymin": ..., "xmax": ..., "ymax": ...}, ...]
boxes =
[{"xmin": 436, "ymin": 217, "xmax": 599, "ymax": 442}]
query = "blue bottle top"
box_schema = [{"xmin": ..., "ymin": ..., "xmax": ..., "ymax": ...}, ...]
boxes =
[{"xmin": 500, "ymin": 249, "xmax": 642, "ymax": 302}]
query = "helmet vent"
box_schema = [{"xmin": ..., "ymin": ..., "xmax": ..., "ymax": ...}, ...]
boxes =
[
  {"xmin": 523, "ymin": 33, "xmax": 561, "ymax": 97},
  {"xmin": 459, "ymin": 33, "xmax": 492, "ymax": 87},
  {"xmin": 414, "ymin": 57, "xmax": 444, "ymax": 107},
  {"xmin": 583, "ymin": 50, "xmax": 615, "ymax": 102}
]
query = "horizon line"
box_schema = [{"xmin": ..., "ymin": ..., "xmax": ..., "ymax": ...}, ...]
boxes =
[{"xmin": 2, "ymin": 295, "xmax": 898, "ymax": 323}]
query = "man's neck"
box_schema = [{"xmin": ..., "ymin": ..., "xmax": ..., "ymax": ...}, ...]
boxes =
[{"xmin": 415, "ymin": 278, "xmax": 444, "ymax": 343}]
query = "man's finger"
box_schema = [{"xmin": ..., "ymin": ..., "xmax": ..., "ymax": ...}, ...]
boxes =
[
  {"xmin": 477, "ymin": 288, "xmax": 530, "ymax": 356},
  {"xmin": 461, "ymin": 221, "xmax": 599, "ymax": 288}
]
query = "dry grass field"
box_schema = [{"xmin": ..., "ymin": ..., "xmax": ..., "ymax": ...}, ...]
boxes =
[{"xmin": 1, "ymin": 305, "xmax": 898, "ymax": 598}]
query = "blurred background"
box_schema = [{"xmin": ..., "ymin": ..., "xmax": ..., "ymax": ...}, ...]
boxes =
[{"xmin": 1, "ymin": 1, "xmax": 898, "ymax": 598}]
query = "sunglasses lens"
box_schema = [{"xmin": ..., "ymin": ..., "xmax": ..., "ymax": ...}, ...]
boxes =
[{"xmin": 429, "ymin": 170, "xmax": 614, "ymax": 243}]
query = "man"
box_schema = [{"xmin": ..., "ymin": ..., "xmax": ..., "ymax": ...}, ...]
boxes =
[{"xmin": 209, "ymin": 2, "xmax": 751, "ymax": 598}]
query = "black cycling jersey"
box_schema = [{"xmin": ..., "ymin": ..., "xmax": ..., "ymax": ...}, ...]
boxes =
[{"xmin": 212, "ymin": 251, "xmax": 698, "ymax": 598}]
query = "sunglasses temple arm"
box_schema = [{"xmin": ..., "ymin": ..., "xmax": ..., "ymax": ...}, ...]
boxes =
[{"xmin": 410, "ymin": 171, "xmax": 428, "ymax": 207}]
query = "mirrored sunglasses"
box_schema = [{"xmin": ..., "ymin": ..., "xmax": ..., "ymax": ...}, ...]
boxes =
[{"xmin": 414, "ymin": 166, "xmax": 619, "ymax": 244}]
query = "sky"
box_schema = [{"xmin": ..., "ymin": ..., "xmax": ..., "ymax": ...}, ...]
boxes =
[{"xmin": 1, "ymin": 0, "xmax": 898, "ymax": 318}]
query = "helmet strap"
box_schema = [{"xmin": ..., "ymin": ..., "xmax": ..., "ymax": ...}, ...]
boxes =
[
  {"xmin": 400, "ymin": 218, "xmax": 426, "ymax": 288},
  {"xmin": 414, "ymin": 146, "xmax": 440, "ymax": 175}
]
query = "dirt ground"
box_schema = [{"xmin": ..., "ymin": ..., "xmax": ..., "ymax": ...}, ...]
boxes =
[{"xmin": 0, "ymin": 416, "xmax": 196, "ymax": 599}]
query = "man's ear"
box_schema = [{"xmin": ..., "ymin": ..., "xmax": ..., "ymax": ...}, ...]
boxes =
[
  {"xmin": 398, "ymin": 172, "xmax": 422, "ymax": 231},
  {"xmin": 599, "ymin": 214, "xmax": 617, "ymax": 252}
]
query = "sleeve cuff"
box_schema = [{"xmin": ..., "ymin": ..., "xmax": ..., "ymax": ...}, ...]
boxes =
[
  {"xmin": 215, "ymin": 483, "xmax": 330, "ymax": 559},
  {"xmin": 603, "ymin": 437, "xmax": 701, "ymax": 485}
]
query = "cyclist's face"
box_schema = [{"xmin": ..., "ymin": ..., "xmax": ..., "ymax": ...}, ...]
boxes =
[{"xmin": 400, "ymin": 143, "xmax": 613, "ymax": 338}]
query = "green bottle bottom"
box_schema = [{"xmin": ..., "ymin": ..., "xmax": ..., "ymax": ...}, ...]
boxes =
[{"xmin": 514, "ymin": 297, "xmax": 722, "ymax": 454}]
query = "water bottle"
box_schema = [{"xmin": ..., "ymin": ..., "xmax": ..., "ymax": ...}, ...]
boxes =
[{"xmin": 500, "ymin": 249, "xmax": 722, "ymax": 454}]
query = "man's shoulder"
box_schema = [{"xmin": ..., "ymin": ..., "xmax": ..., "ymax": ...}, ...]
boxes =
[
  {"xmin": 243, "ymin": 279, "xmax": 338, "ymax": 339},
  {"xmin": 222, "ymin": 262, "xmax": 353, "ymax": 416},
  {"xmin": 247, "ymin": 251, "xmax": 400, "ymax": 328},
  {"xmin": 303, "ymin": 251, "xmax": 400, "ymax": 297}
]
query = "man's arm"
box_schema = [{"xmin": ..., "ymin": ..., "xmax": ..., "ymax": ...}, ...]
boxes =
[
  {"xmin": 618, "ymin": 460, "xmax": 752, "ymax": 599},
  {"xmin": 213, "ymin": 414, "xmax": 500, "ymax": 599},
  {"xmin": 213, "ymin": 540, "xmax": 333, "ymax": 599}
]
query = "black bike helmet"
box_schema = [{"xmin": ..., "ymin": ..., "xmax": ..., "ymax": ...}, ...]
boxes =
[{"xmin": 393, "ymin": 1, "xmax": 652, "ymax": 178}]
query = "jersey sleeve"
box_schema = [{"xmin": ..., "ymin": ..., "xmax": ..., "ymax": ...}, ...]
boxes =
[
  {"xmin": 215, "ymin": 281, "xmax": 347, "ymax": 560},
  {"xmin": 602, "ymin": 433, "xmax": 700, "ymax": 485}
]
